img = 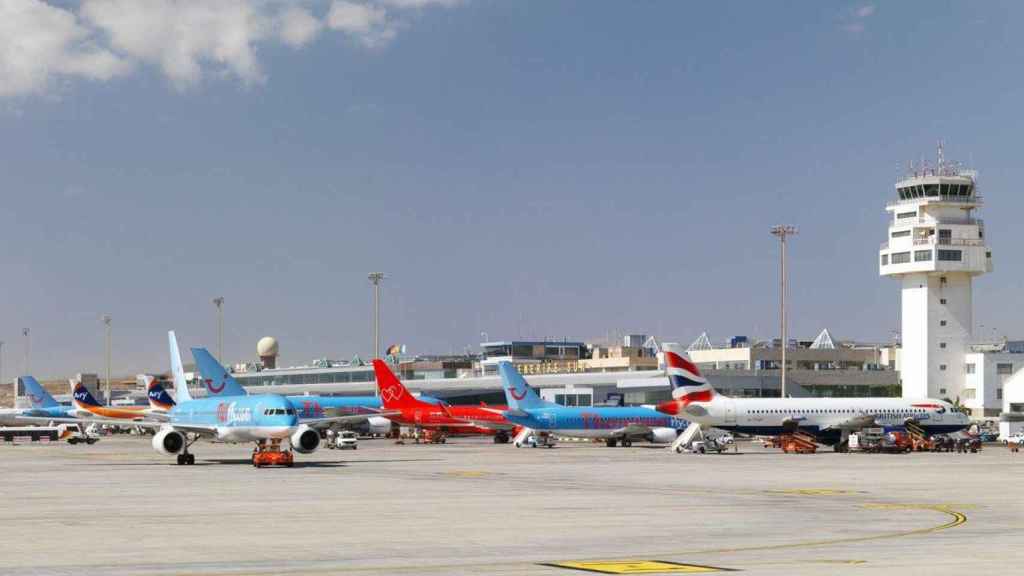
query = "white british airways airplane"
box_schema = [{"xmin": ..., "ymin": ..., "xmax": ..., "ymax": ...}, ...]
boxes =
[{"xmin": 654, "ymin": 343, "xmax": 970, "ymax": 451}]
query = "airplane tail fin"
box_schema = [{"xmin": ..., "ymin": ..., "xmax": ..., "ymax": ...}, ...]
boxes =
[
  {"xmin": 190, "ymin": 347, "xmax": 247, "ymax": 397},
  {"xmin": 71, "ymin": 379, "xmax": 103, "ymax": 408},
  {"xmin": 372, "ymin": 359, "xmax": 422, "ymax": 409},
  {"xmin": 168, "ymin": 331, "xmax": 193, "ymax": 403},
  {"xmin": 140, "ymin": 374, "xmax": 176, "ymax": 410},
  {"xmin": 20, "ymin": 376, "xmax": 59, "ymax": 408},
  {"xmin": 661, "ymin": 343, "xmax": 716, "ymax": 404},
  {"xmin": 498, "ymin": 362, "xmax": 553, "ymax": 411}
]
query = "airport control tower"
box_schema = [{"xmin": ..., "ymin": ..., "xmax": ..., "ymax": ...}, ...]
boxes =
[{"xmin": 880, "ymin": 145, "xmax": 992, "ymax": 400}]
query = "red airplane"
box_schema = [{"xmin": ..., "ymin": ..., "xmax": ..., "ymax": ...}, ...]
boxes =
[{"xmin": 372, "ymin": 359, "xmax": 515, "ymax": 443}]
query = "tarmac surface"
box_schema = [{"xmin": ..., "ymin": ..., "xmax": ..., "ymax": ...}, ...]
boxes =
[{"xmin": 0, "ymin": 435, "xmax": 1021, "ymax": 576}]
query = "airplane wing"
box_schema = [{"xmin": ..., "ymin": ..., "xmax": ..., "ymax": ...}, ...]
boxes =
[
  {"xmin": 301, "ymin": 410, "xmax": 401, "ymax": 429},
  {"xmin": 15, "ymin": 416, "xmax": 217, "ymax": 436},
  {"xmin": 448, "ymin": 416, "xmax": 516, "ymax": 431},
  {"xmin": 614, "ymin": 423, "xmax": 654, "ymax": 438}
]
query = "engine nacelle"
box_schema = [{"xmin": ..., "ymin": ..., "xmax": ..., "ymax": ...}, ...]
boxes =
[
  {"xmin": 648, "ymin": 427, "xmax": 680, "ymax": 444},
  {"xmin": 366, "ymin": 416, "xmax": 392, "ymax": 436},
  {"xmin": 152, "ymin": 428, "xmax": 186, "ymax": 455},
  {"xmin": 290, "ymin": 425, "xmax": 320, "ymax": 454}
]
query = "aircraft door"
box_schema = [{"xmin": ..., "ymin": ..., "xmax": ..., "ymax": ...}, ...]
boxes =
[{"xmin": 724, "ymin": 400, "xmax": 736, "ymax": 425}]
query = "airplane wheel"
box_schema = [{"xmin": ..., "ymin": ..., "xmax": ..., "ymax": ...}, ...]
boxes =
[
  {"xmin": 187, "ymin": 454, "xmax": 195, "ymax": 465},
  {"xmin": 86, "ymin": 438, "xmax": 97, "ymax": 445},
  {"xmin": 176, "ymin": 454, "xmax": 186, "ymax": 465},
  {"xmin": 675, "ymin": 446, "xmax": 684, "ymax": 453},
  {"xmin": 622, "ymin": 440, "xmax": 632, "ymax": 448},
  {"xmin": 68, "ymin": 438, "xmax": 79, "ymax": 445},
  {"xmin": 606, "ymin": 439, "xmax": 617, "ymax": 448}
]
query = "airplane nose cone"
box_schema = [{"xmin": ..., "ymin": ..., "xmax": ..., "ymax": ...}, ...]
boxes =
[{"xmin": 656, "ymin": 400, "xmax": 681, "ymax": 415}]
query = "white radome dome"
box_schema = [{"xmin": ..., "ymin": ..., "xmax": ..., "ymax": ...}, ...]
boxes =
[{"xmin": 257, "ymin": 336, "xmax": 279, "ymax": 357}]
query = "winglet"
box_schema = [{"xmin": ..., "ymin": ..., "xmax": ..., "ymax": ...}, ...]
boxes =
[
  {"xmin": 191, "ymin": 347, "xmax": 247, "ymax": 397},
  {"xmin": 169, "ymin": 331, "xmax": 192, "ymax": 403}
]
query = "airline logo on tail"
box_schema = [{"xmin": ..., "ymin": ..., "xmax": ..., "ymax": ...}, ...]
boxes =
[
  {"xmin": 144, "ymin": 376, "xmax": 176, "ymax": 411},
  {"xmin": 663, "ymin": 346, "xmax": 715, "ymax": 406},
  {"xmin": 508, "ymin": 387, "xmax": 528, "ymax": 401},
  {"xmin": 206, "ymin": 378, "xmax": 226, "ymax": 394},
  {"xmin": 72, "ymin": 382, "xmax": 102, "ymax": 407}
]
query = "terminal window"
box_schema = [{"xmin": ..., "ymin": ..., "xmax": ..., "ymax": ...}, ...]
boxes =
[
  {"xmin": 890, "ymin": 252, "xmax": 911, "ymax": 264},
  {"xmin": 915, "ymin": 250, "xmax": 932, "ymax": 262},
  {"xmin": 940, "ymin": 320, "xmax": 947, "ymax": 327},
  {"xmin": 881, "ymin": 254, "xmax": 888, "ymax": 266},
  {"xmin": 891, "ymin": 230, "xmax": 911, "ymax": 238},
  {"xmin": 939, "ymin": 364, "xmax": 947, "ymax": 371},
  {"xmin": 997, "ymin": 363, "xmax": 1014, "ymax": 375},
  {"xmin": 940, "ymin": 298, "xmax": 947, "ymax": 304},
  {"xmin": 938, "ymin": 249, "xmax": 962, "ymax": 261},
  {"xmin": 897, "ymin": 211, "xmax": 917, "ymax": 219},
  {"xmin": 965, "ymin": 363, "xmax": 976, "ymax": 374},
  {"xmin": 939, "ymin": 342, "xmax": 946, "ymax": 349}
]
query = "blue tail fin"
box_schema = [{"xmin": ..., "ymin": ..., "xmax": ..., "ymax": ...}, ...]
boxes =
[
  {"xmin": 20, "ymin": 376, "xmax": 58, "ymax": 409},
  {"xmin": 71, "ymin": 380, "xmax": 103, "ymax": 408},
  {"xmin": 498, "ymin": 362, "xmax": 555, "ymax": 411},
  {"xmin": 191, "ymin": 347, "xmax": 247, "ymax": 397}
]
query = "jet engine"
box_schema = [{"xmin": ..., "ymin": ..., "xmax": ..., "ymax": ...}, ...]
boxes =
[
  {"xmin": 366, "ymin": 416, "xmax": 392, "ymax": 436},
  {"xmin": 290, "ymin": 425, "xmax": 320, "ymax": 454},
  {"xmin": 152, "ymin": 428, "xmax": 186, "ymax": 455},
  {"xmin": 648, "ymin": 427, "xmax": 680, "ymax": 444}
]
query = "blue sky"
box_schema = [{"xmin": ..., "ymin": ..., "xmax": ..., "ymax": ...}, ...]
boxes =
[{"xmin": 2, "ymin": 1, "xmax": 1023, "ymax": 378}]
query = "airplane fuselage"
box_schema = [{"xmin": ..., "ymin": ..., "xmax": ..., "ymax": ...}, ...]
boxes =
[
  {"xmin": 167, "ymin": 395, "xmax": 299, "ymax": 443},
  {"xmin": 504, "ymin": 406, "xmax": 685, "ymax": 440},
  {"xmin": 657, "ymin": 396, "xmax": 969, "ymax": 445}
]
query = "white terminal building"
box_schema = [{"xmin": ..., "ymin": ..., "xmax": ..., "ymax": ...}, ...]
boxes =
[{"xmin": 878, "ymin": 149, "xmax": 1017, "ymax": 418}]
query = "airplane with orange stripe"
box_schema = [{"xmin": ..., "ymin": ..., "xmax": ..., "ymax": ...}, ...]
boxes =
[{"xmin": 70, "ymin": 378, "xmax": 173, "ymax": 421}]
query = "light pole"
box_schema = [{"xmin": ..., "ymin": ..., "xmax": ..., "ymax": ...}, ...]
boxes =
[
  {"xmin": 770, "ymin": 225, "xmax": 797, "ymax": 398},
  {"xmin": 22, "ymin": 328, "xmax": 30, "ymax": 375},
  {"xmin": 368, "ymin": 273, "xmax": 386, "ymax": 359},
  {"xmin": 102, "ymin": 314, "xmax": 112, "ymax": 404},
  {"xmin": 213, "ymin": 297, "xmax": 225, "ymax": 362}
]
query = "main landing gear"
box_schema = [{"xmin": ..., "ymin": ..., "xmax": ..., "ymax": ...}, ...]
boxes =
[
  {"xmin": 176, "ymin": 434, "xmax": 198, "ymax": 465},
  {"xmin": 252, "ymin": 439, "xmax": 294, "ymax": 468},
  {"xmin": 493, "ymin": 431, "xmax": 510, "ymax": 444},
  {"xmin": 606, "ymin": 438, "xmax": 633, "ymax": 448}
]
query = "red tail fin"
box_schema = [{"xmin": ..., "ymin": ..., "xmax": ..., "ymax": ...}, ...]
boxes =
[{"xmin": 372, "ymin": 359, "xmax": 425, "ymax": 409}]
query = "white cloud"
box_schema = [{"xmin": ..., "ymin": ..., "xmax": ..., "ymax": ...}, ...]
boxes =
[
  {"xmin": 81, "ymin": 0, "xmax": 272, "ymax": 89},
  {"xmin": 0, "ymin": 0, "xmax": 130, "ymax": 97},
  {"xmin": 279, "ymin": 5, "xmax": 323, "ymax": 48},
  {"xmin": 0, "ymin": 0, "xmax": 468, "ymax": 97},
  {"xmin": 327, "ymin": 1, "xmax": 395, "ymax": 47},
  {"xmin": 377, "ymin": 0, "xmax": 462, "ymax": 7},
  {"xmin": 854, "ymin": 4, "xmax": 876, "ymax": 19},
  {"xmin": 842, "ymin": 4, "xmax": 876, "ymax": 35}
]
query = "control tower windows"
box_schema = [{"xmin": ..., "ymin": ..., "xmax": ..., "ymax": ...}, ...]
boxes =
[
  {"xmin": 914, "ymin": 250, "xmax": 932, "ymax": 262},
  {"xmin": 891, "ymin": 230, "xmax": 911, "ymax": 239},
  {"xmin": 891, "ymin": 252, "xmax": 911, "ymax": 264},
  {"xmin": 924, "ymin": 184, "xmax": 939, "ymax": 197},
  {"xmin": 940, "ymin": 184, "xmax": 950, "ymax": 196},
  {"xmin": 938, "ymin": 229, "xmax": 952, "ymax": 244},
  {"xmin": 897, "ymin": 211, "xmax": 917, "ymax": 220},
  {"xmin": 938, "ymin": 249, "xmax": 962, "ymax": 261},
  {"xmin": 881, "ymin": 254, "xmax": 888, "ymax": 266}
]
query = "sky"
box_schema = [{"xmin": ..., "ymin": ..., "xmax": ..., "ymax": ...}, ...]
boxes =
[{"xmin": 2, "ymin": 0, "xmax": 1024, "ymax": 379}]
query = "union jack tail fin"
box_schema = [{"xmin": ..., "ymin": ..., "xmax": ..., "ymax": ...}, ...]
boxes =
[
  {"xmin": 661, "ymin": 343, "xmax": 716, "ymax": 404},
  {"xmin": 372, "ymin": 359, "xmax": 424, "ymax": 409}
]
